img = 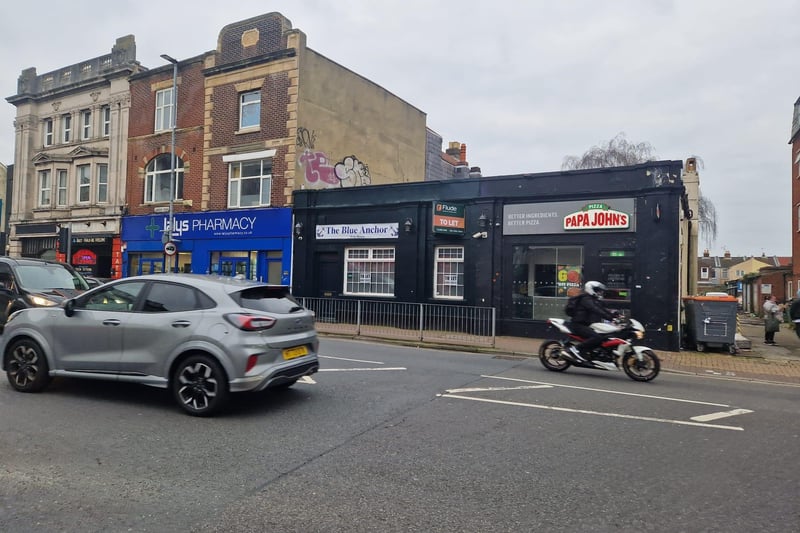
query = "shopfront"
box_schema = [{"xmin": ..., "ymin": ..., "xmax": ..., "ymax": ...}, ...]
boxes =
[
  {"xmin": 121, "ymin": 207, "xmax": 292, "ymax": 284},
  {"xmin": 292, "ymin": 161, "xmax": 688, "ymax": 351}
]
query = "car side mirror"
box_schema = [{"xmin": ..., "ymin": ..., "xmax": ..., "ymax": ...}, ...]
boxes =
[{"xmin": 64, "ymin": 299, "xmax": 75, "ymax": 317}]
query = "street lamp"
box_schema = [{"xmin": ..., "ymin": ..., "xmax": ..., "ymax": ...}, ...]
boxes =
[{"xmin": 160, "ymin": 53, "xmax": 178, "ymax": 273}]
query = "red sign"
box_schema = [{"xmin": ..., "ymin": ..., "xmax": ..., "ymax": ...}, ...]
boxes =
[
  {"xmin": 72, "ymin": 248, "xmax": 97, "ymax": 266},
  {"xmin": 563, "ymin": 203, "xmax": 630, "ymax": 230}
]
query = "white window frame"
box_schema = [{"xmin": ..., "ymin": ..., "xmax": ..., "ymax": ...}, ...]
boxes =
[
  {"xmin": 97, "ymin": 164, "xmax": 108, "ymax": 203},
  {"xmin": 154, "ymin": 88, "xmax": 174, "ymax": 132},
  {"xmin": 239, "ymin": 90, "xmax": 260, "ymax": 130},
  {"xmin": 56, "ymin": 169, "xmax": 68, "ymax": 206},
  {"xmin": 62, "ymin": 113, "xmax": 71, "ymax": 143},
  {"xmin": 344, "ymin": 247, "xmax": 396, "ymax": 297},
  {"xmin": 44, "ymin": 118, "xmax": 54, "ymax": 146},
  {"xmin": 81, "ymin": 109, "xmax": 92, "ymax": 140},
  {"xmin": 145, "ymin": 154, "xmax": 183, "ymax": 203},
  {"xmin": 700, "ymin": 266, "xmax": 710, "ymax": 280},
  {"xmin": 38, "ymin": 170, "xmax": 51, "ymax": 207},
  {"xmin": 102, "ymin": 105, "xmax": 111, "ymax": 137},
  {"xmin": 77, "ymin": 164, "xmax": 91, "ymax": 203},
  {"xmin": 227, "ymin": 158, "xmax": 271, "ymax": 208},
  {"xmin": 433, "ymin": 246, "xmax": 465, "ymax": 300}
]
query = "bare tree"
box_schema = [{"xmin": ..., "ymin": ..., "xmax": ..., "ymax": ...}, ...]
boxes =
[
  {"xmin": 561, "ymin": 132, "xmax": 657, "ymax": 169},
  {"xmin": 562, "ymin": 134, "xmax": 717, "ymax": 248}
]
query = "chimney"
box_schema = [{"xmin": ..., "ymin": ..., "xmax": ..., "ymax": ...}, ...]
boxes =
[
  {"xmin": 686, "ymin": 157, "xmax": 696, "ymax": 172},
  {"xmin": 445, "ymin": 141, "xmax": 461, "ymax": 158},
  {"xmin": 703, "ymin": 249, "xmax": 710, "ymax": 257},
  {"xmin": 460, "ymin": 143, "xmax": 467, "ymax": 165},
  {"xmin": 724, "ymin": 250, "xmax": 731, "ymax": 259},
  {"xmin": 469, "ymin": 166, "xmax": 482, "ymax": 178}
]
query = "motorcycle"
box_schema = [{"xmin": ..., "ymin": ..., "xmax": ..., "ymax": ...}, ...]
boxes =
[{"xmin": 538, "ymin": 317, "xmax": 660, "ymax": 382}]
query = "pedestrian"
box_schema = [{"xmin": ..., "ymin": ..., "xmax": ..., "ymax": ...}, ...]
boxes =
[
  {"xmin": 762, "ymin": 294, "xmax": 783, "ymax": 345},
  {"xmin": 790, "ymin": 289, "xmax": 800, "ymax": 339}
]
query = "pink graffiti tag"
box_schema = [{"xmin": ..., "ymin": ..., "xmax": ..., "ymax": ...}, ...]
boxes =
[{"xmin": 299, "ymin": 150, "xmax": 339, "ymax": 185}]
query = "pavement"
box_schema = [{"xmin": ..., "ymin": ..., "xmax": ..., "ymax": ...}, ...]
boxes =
[{"xmin": 489, "ymin": 316, "xmax": 800, "ymax": 386}]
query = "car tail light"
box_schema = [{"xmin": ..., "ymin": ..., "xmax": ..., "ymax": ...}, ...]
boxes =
[
  {"xmin": 245, "ymin": 355, "xmax": 258, "ymax": 373},
  {"xmin": 224, "ymin": 313, "xmax": 276, "ymax": 331}
]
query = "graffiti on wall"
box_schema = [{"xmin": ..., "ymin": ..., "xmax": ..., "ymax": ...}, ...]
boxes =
[{"xmin": 296, "ymin": 126, "xmax": 372, "ymax": 188}]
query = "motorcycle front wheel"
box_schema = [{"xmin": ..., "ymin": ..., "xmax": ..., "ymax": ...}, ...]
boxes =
[
  {"xmin": 622, "ymin": 350, "xmax": 660, "ymax": 382},
  {"xmin": 539, "ymin": 340, "xmax": 571, "ymax": 372}
]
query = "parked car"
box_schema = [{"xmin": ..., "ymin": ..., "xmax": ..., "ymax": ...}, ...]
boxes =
[
  {"xmin": 1, "ymin": 274, "xmax": 319, "ymax": 416},
  {"xmin": 0, "ymin": 257, "xmax": 90, "ymax": 331}
]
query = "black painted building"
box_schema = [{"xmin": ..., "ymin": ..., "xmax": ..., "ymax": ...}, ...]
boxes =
[{"xmin": 292, "ymin": 161, "xmax": 687, "ymax": 351}]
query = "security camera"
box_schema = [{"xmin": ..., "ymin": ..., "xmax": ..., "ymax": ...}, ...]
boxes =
[{"xmin": 472, "ymin": 231, "xmax": 488, "ymax": 239}]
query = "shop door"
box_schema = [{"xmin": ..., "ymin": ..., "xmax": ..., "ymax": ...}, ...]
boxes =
[
  {"xmin": 219, "ymin": 257, "xmax": 250, "ymax": 278},
  {"xmin": 139, "ymin": 258, "xmax": 165, "ymax": 275},
  {"xmin": 315, "ymin": 252, "xmax": 340, "ymax": 297}
]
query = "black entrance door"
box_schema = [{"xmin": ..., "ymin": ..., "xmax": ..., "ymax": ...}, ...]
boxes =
[{"xmin": 315, "ymin": 252, "xmax": 340, "ymax": 297}]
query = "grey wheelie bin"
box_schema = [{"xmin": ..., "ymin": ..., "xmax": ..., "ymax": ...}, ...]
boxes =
[{"xmin": 682, "ymin": 295, "xmax": 739, "ymax": 354}]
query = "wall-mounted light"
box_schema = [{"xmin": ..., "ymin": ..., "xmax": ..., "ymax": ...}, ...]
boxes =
[
  {"xmin": 101, "ymin": 220, "xmax": 107, "ymax": 227},
  {"xmin": 403, "ymin": 218, "xmax": 413, "ymax": 233},
  {"xmin": 478, "ymin": 212, "xmax": 488, "ymax": 229},
  {"xmin": 85, "ymin": 221, "xmax": 91, "ymax": 227},
  {"xmin": 294, "ymin": 221, "xmax": 304, "ymax": 240}
]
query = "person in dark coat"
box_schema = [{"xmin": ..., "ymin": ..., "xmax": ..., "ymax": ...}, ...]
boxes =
[{"xmin": 568, "ymin": 281, "xmax": 618, "ymax": 362}]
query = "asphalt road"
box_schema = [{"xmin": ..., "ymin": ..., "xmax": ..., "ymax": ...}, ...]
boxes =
[{"xmin": 1, "ymin": 338, "xmax": 798, "ymax": 532}]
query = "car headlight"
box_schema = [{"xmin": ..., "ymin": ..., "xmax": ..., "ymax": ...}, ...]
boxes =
[{"xmin": 29, "ymin": 295, "xmax": 59, "ymax": 307}]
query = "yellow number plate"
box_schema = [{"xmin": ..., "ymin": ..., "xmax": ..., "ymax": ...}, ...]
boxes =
[{"xmin": 282, "ymin": 345, "xmax": 308, "ymax": 360}]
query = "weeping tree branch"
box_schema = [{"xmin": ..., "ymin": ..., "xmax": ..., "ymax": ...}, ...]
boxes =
[{"xmin": 562, "ymin": 135, "xmax": 717, "ymax": 248}]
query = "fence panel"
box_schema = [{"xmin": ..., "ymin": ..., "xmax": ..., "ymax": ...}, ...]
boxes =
[{"xmin": 299, "ymin": 298, "xmax": 495, "ymax": 347}]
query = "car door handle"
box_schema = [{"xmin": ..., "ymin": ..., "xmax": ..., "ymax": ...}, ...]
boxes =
[
  {"xmin": 102, "ymin": 319, "xmax": 121, "ymax": 326},
  {"xmin": 171, "ymin": 320, "xmax": 192, "ymax": 328}
]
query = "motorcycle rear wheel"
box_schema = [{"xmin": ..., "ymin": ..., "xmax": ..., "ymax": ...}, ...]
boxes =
[
  {"xmin": 539, "ymin": 340, "xmax": 571, "ymax": 372},
  {"xmin": 622, "ymin": 350, "xmax": 660, "ymax": 382}
]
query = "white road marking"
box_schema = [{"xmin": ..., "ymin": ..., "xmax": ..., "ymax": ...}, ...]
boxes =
[
  {"xmin": 446, "ymin": 385, "xmax": 553, "ymax": 394},
  {"xmin": 319, "ymin": 367, "xmax": 407, "ymax": 372},
  {"xmin": 691, "ymin": 409, "xmax": 753, "ymax": 422},
  {"xmin": 320, "ymin": 355, "xmax": 385, "ymax": 365},
  {"xmin": 482, "ymin": 375, "xmax": 730, "ymax": 407},
  {"xmin": 297, "ymin": 376, "xmax": 316, "ymax": 384},
  {"xmin": 439, "ymin": 394, "xmax": 744, "ymax": 431}
]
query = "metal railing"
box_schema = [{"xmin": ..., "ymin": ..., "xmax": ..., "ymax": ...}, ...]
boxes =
[{"xmin": 299, "ymin": 297, "xmax": 496, "ymax": 347}]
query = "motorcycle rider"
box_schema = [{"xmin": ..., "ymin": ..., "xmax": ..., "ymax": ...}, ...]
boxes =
[{"xmin": 567, "ymin": 281, "xmax": 619, "ymax": 362}]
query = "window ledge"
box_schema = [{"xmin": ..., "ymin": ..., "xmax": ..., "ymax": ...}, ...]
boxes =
[{"xmin": 235, "ymin": 127, "xmax": 260, "ymax": 135}]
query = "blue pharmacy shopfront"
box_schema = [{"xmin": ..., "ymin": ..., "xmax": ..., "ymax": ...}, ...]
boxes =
[{"xmin": 120, "ymin": 208, "xmax": 292, "ymax": 284}]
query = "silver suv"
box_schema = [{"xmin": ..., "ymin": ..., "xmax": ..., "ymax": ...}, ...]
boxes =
[{"xmin": 1, "ymin": 274, "xmax": 319, "ymax": 416}]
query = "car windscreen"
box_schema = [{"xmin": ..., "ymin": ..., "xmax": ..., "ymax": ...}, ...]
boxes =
[
  {"xmin": 231, "ymin": 286, "xmax": 304, "ymax": 314},
  {"xmin": 15, "ymin": 265, "xmax": 86, "ymax": 291}
]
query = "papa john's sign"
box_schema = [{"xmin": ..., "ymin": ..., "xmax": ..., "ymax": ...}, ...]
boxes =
[
  {"xmin": 563, "ymin": 202, "xmax": 630, "ymax": 231},
  {"xmin": 503, "ymin": 198, "xmax": 635, "ymax": 235}
]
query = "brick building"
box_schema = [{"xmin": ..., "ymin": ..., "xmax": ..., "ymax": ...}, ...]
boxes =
[{"xmin": 121, "ymin": 12, "xmax": 429, "ymax": 280}]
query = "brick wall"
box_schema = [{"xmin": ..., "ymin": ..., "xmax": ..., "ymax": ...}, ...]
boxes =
[{"xmin": 127, "ymin": 57, "xmax": 207, "ymax": 215}]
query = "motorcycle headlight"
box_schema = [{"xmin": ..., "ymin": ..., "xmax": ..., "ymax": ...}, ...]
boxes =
[
  {"xmin": 29, "ymin": 295, "xmax": 59, "ymax": 307},
  {"xmin": 635, "ymin": 330, "xmax": 644, "ymax": 340}
]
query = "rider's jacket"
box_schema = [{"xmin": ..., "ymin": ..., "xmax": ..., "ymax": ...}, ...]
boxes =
[{"xmin": 572, "ymin": 294, "xmax": 616, "ymax": 326}]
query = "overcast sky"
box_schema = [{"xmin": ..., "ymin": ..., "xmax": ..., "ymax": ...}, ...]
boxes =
[{"xmin": 2, "ymin": 1, "xmax": 797, "ymax": 257}]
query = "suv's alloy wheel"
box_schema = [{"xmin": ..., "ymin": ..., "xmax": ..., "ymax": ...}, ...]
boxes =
[{"xmin": 172, "ymin": 355, "xmax": 229, "ymax": 416}]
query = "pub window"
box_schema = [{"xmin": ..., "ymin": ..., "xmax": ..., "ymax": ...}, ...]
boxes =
[
  {"xmin": 512, "ymin": 245, "xmax": 583, "ymax": 320},
  {"xmin": 344, "ymin": 247, "xmax": 395, "ymax": 297},
  {"xmin": 434, "ymin": 246, "xmax": 464, "ymax": 300}
]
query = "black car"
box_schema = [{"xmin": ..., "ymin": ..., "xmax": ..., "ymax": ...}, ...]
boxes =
[{"xmin": 0, "ymin": 257, "xmax": 90, "ymax": 329}]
